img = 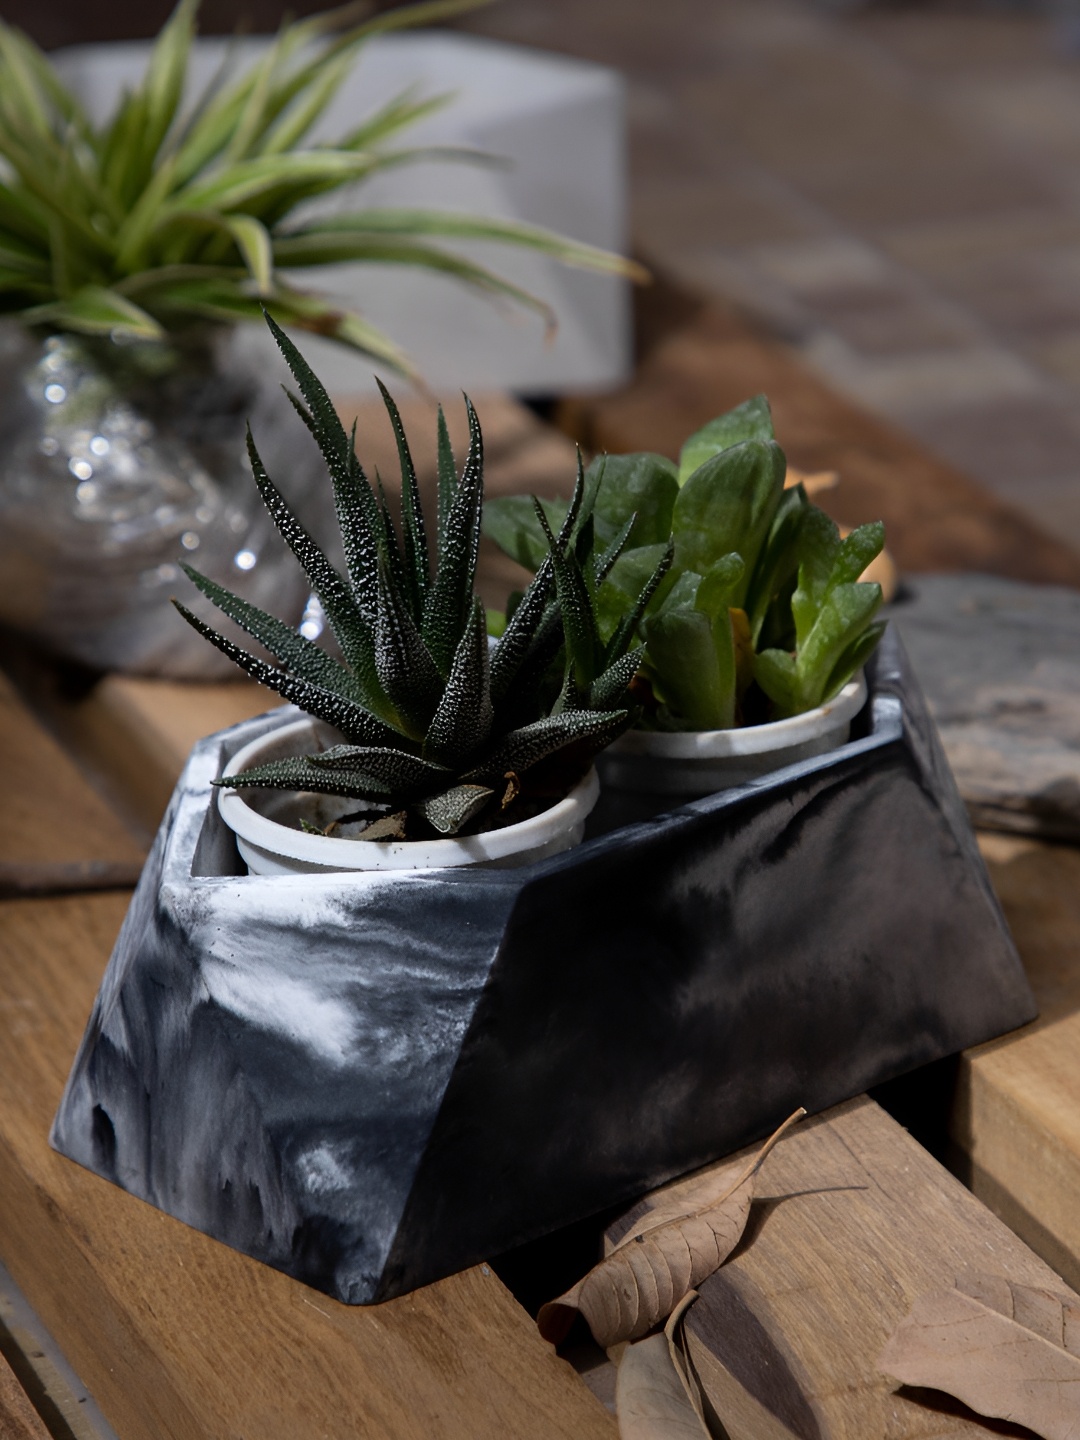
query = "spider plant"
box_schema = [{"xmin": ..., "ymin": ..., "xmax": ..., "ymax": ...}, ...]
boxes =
[
  {"xmin": 0, "ymin": 0, "xmax": 641, "ymax": 375},
  {"xmin": 484, "ymin": 395, "xmax": 886, "ymax": 730},
  {"xmin": 174, "ymin": 314, "xmax": 668, "ymax": 837}
]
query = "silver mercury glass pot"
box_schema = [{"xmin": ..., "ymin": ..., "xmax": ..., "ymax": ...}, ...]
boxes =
[{"xmin": 0, "ymin": 321, "xmax": 330, "ymax": 677}]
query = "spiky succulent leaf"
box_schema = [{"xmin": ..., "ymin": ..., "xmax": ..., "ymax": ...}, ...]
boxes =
[
  {"xmin": 374, "ymin": 557, "xmax": 444, "ymax": 738},
  {"xmin": 217, "ymin": 759, "xmax": 414, "ymax": 802},
  {"xmin": 172, "ymin": 599, "xmax": 400, "ymax": 746},
  {"xmin": 374, "ymin": 468, "xmax": 412, "ymax": 610},
  {"xmin": 589, "ymin": 646, "xmax": 645, "ymax": 712},
  {"xmin": 264, "ymin": 309, "xmax": 386, "ymax": 604},
  {"xmin": 308, "ymin": 744, "xmax": 450, "ymax": 796},
  {"xmin": 488, "ymin": 557, "xmax": 556, "ymax": 705},
  {"xmin": 533, "ymin": 499, "xmax": 599, "ymax": 699},
  {"xmin": 377, "ymin": 378, "xmax": 429, "ymax": 619},
  {"xmin": 245, "ymin": 426, "xmax": 379, "ymax": 691},
  {"xmin": 435, "ymin": 404, "xmax": 457, "ymax": 551},
  {"xmin": 467, "ymin": 708, "xmax": 628, "ymax": 785},
  {"xmin": 593, "ymin": 513, "xmax": 636, "ymax": 589},
  {"xmin": 180, "ymin": 562, "xmax": 370, "ymax": 706},
  {"xmin": 424, "ymin": 599, "xmax": 492, "ymax": 767},
  {"xmin": 413, "ymin": 783, "xmax": 494, "ymax": 836},
  {"xmin": 422, "ymin": 395, "xmax": 483, "ymax": 675},
  {"xmin": 179, "ymin": 319, "xmax": 637, "ymax": 821},
  {"xmin": 602, "ymin": 540, "xmax": 674, "ymax": 666},
  {"xmin": 219, "ymin": 742, "xmax": 449, "ymax": 801}
]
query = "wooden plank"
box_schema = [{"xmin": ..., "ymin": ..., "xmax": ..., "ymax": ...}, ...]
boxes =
[
  {"xmin": 0, "ymin": 672, "xmax": 144, "ymax": 897},
  {"xmin": 557, "ymin": 291, "xmax": 1080, "ymax": 587},
  {"xmin": 611, "ymin": 1096, "xmax": 1075, "ymax": 1436},
  {"xmin": 67, "ymin": 676, "xmax": 269, "ymax": 835},
  {"xmin": 0, "ymin": 1350, "xmax": 51, "ymax": 1440},
  {"xmin": 0, "ymin": 691, "xmax": 615, "ymax": 1440},
  {"xmin": 950, "ymin": 834, "xmax": 1080, "ymax": 1294}
]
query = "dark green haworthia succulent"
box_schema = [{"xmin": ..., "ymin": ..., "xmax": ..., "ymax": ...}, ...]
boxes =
[
  {"xmin": 483, "ymin": 394, "xmax": 886, "ymax": 730},
  {"xmin": 174, "ymin": 314, "xmax": 665, "ymax": 834}
]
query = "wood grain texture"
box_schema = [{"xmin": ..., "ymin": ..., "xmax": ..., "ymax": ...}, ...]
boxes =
[
  {"xmin": 0, "ymin": 1349, "xmax": 50, "ymax": 1440},
  {"xmin": 0, "ymin": 671, "xmax": 144, "ymax": 886},
  {"xmin": 647, "ymin": 1098, "xmax": 1079, "ymax": 1436},
  {"xmin": 556, "ymin": 296, "xmax": 1080, "ymax": 587},
  {"xmin": 70, "ymin": 674, "xmax": 269, "ymax": 832},
  {"xmin": 951, "ymin": 835, "xmax": 1080, "ymax": 1295}
]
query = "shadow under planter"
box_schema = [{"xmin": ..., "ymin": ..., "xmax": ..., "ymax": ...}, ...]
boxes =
[{"xmin": 50, "ymin": 627, "xmax": 1036, "ymax": 1305}]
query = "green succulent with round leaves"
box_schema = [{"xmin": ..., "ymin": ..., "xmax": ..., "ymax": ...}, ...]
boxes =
[
  {"xmin": 0, "ymin": 0, "xmax": 641, "ymax": 375},
  {"xmin": 173, "ymin": 313, "xmax": 667, "ymax": 835},
  {"xmin": 483, "ymin": 394, "xmax": 886, "ymax": 730}
]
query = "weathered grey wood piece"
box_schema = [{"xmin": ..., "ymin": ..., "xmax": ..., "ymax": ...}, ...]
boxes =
[{"xmin": 888, "ymin": 573, "xmax": 1080, "ymax": 840}]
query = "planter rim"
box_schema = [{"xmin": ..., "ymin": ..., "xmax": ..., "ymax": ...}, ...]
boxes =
[
  {"xmin": 217, "ymin": 717, "xmax": 600, "ymax": 872},
  {"xmin": 609, "ymin": 673, "xmax": 867, "ymax": 761}
]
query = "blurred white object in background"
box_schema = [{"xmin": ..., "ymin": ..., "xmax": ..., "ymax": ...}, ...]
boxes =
[{"xmin": 53, "ymin": 30, "xmax": 633, "ymax": 397}]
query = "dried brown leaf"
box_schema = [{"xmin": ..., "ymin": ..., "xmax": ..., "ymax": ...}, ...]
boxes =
[
  {"xmin": 538, "ymin": 1109, "xmax": 805, "ymax": 1349},
  {"xmin": 616, "ymin": 1331, "xmax": 711, "ymax": 1440},
  {"xmin": 879, "ymin": 1281, "xmax": 1080, "ymax": 1439},
  {"xmin": 359, "ymin": 810, "xmax": 409, "ymax": 841}
]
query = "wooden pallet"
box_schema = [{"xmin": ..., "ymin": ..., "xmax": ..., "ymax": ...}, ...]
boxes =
[
  {"xmin": 955, "ymin": 834, "xmax": 1080, "ymax": 1294},
  {"xmin": 5, "ymin": 358, "xmax": 1080, "ymax": 1434},
  {"xmin": 3, "ymin": 672, "xmax": 1073, "ymax": 1437}
]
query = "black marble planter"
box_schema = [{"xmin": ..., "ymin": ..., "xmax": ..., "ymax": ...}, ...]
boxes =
[{"xmin": 51, "ymin": 627, "xmax": 1035, "ymax": 1304}]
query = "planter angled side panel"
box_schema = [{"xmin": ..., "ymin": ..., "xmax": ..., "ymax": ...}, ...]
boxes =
[
  {"xmin": 51, "ymin": 628, "xmax": 1035, "ymax": 1304},
  {"xmin": 51, "ymin": 711, "xmax": 524, "ymax": 1305},
  {"xmin": 382, "ymin": 632, "xmax": 1034, "ymax": 1296}
]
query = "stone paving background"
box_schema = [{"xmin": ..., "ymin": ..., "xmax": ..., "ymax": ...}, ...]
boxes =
[
  {"xmin": 8, "ymin": 0, "xmax": 1080, "ymax": 550},
  {"xmin": 452, "ymin": 0, "xmax": 1080, "ymax": 553}
]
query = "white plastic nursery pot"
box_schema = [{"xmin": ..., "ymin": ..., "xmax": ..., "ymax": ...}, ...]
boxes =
[
  {"xmin": 596, "ymin": 673, "xmax": 867, "ymax": 802},
  {"xmin": 217, "ymin": 716, "xmax": 600, "ymax": 876}
]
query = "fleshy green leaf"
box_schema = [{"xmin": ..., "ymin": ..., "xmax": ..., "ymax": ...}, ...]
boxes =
[
  {"xmin": 482, "ymin": 494, "xmax": 568, "ymax": 571},
  {"xmin": 678, "ymin": 395, "xmax": 775, "ymax": 485},
  {"xmin": 587, "ymin": 451, "xmax": 679, "ymax": 547},
  {"xmin": 671, "ymin": 438, "xmax": 786, "ymax": 607},
  {"xmin": 643, "ymin": 607, "xmax": 734, "ymax": 731},
  {"xmin": 745, "ymin": 483, "xmax": 808, "ymax": 644}
]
